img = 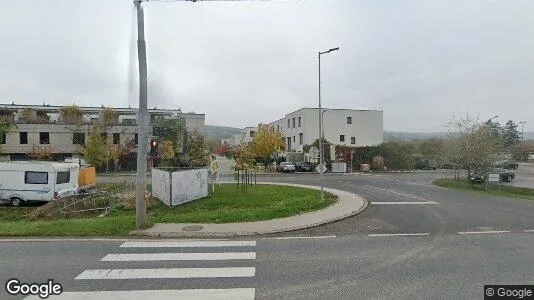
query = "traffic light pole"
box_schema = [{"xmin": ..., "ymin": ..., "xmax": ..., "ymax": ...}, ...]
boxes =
[{"xmin": 135, "ymin": 0, "xmax": 148, "ymax": 229}]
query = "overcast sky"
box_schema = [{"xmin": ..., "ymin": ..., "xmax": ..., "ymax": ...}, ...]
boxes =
[{"xmin": 2, "ymin": 0, "xmax": 533, "ymax": 132}]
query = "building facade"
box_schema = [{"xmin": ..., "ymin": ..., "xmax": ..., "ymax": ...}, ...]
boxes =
[
  {"xmin": 269, "ymin": 108, "xmax": 383, "ymax": 153},
  {"xmin": 221, "ymin": 128, "xmax": 255, "ymax": 149},
  {"xmin": 0, "ymin": 104, "xmax": 205, "ymax": 160}
]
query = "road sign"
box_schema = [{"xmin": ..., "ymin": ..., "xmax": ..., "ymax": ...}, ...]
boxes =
[
  {"xmin": 309, "ymin": 147, "xmax": 319, "ymax": 158},
  {"xmin": 488, "ymin": 173, "xmax": 500, "ymax": 182},
  {"xmin": 316, "ymin": 163, "xmax": 327, "ymax": 174}
]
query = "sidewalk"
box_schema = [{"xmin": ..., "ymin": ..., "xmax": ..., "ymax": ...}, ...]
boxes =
[{"xmin": 130, "ymin": 182, "xmax": 368, "ymax": 237}]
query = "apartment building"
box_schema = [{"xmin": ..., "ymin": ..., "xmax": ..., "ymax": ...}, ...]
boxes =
[
  {"xmin": 0, "ymin": 104, "xmax": 205, "ymax": 160},
  {"xmin": 269, "ymin": 108, "xmax": 383, "ymax": 153},
  {"xmin": 221, "ymin": 128, "xmax": 256, "ymax": 148}
]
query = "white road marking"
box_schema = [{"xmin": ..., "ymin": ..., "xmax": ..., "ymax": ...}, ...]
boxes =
[
  {"xmin": 368, "ymin": 233, "xmax": 430, "ymax": 237},
  {"xmin": 523, "ymin": 229, "xmax": 534, "ymax": 233},
  {"xmin": 263, "ymin": 235, "xmax": 336, "ymax": 240},
  {"xmin": 457, "ymin": 231, "xmax": 511, "ymax": 235},
  {"xmin": 101, "ymin": 252, "xmax": 256, "ymax": 261},
  {"xmin": 371, "ymin": 201, "xmax": 438, "ymax": 205},
  {"xmin": 364, "ymin": 185, "xmax": 438, "ymax": 203},
  {"xmin": 120, "ymin": 240, "xmax": 256, "ymax": 248},
  {"xmin": 24, "ymin": 289, "xmax": 255, "ymax": 300},
  {"xmin": 75, "ymin": 267, "xmax": 256, "ymax": 280}
]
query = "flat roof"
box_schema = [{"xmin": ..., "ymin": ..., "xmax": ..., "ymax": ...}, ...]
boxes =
[{"xmin": 0, "ymin": 104, "xmax": 205, "ymax": 116}]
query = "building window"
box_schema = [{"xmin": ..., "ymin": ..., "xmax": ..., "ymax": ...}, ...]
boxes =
[
  {"xmin": 287, "ymin": 137, "xmax": 291, "ymax": 148},
  {"xmin": 277, "ymin": 125, "xmax": 279, "ymax": 132},
  {"xmin": 73, "ymin": 133, "xmax": 85, "ymax": 145},
  {"xmin": 40, "ymin": 132, "xmax": 49, "ymax": 144},
  {"xmin": 293, "ymin": 136, "xmax": 295, "ymax": 142},
  {"xmin": 287, "ymin": 119, "xmax": 290, "ymax": 128},
  {"xmin": 340, "ymin": 135, "xmax": 345, "ymax": 142},
  {"xmin": 1, "ymin": 133, "xmax": 5, "ymax": 144},
  {"xmin": 299, "ymin": 133, "xmax": 303, "ymax": 145},
  {"xmin": 113, "ymin": 133, "xmax": 120, "ymax": 144},
  {"xmin": 298, "ymin": 117, "xmax": 301, "ymax": 127},
  {"xmin": 351, "ymin": 137, "xmax": 356, "ymax": 144},
  {"xmin": 20, "ymin": 132, "xmax": 28, "ymax": 144},
  {"xmin": 347, "ymin": 117, "xmax": 352, "ymax": 124},
  {"xmin": 56, "ymin": 171, "xmax": 70, "ymax": 184},
  {"xmin": 250, "ymin": 131, "xmax": 255, "ymax": 138},
  {"xmin": 25, "ymin": 171, "xmax": 48, "ymax": 184},
  {"xmin": 292, "ymin": 118, "xmax": 295, "ymax": 128},
  {"xmin": 135, "ymin": 134, "xmax": 138, "ymax": 145}
]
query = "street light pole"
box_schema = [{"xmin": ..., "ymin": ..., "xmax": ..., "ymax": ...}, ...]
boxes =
[
  {"xmin": 520, "ymin": 121, "xmax": 526, "ymax": 161},
  {"xmin": 318, "ymin": 47, "xmax": 339, "ymax": 202},
  {"xmin": 135, "ymin": 0, "xmax": 148, "ymax": 229}
]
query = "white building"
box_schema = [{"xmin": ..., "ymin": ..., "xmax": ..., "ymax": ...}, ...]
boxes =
[
  {"xmin": 269, "ymin": 108, "xmax": 383, "ymax": 153},
  {"xmin": 240, "ymin": 127, "xmax": 256, "ymax": 145},
  {"xmin": 221, "ymin": 128, "xmax": 256, "ymax": 148}
]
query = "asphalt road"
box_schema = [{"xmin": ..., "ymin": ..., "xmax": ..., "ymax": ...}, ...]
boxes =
[
  {"xmin": 1, "ymin": 235, "xmax": 532, "ymax": 300},
  {"xmin": 249, "ymin": 171, "xmax": 534, "ymax": 238},
  {"xmin": 3, "ymin": 169, "xmax": 534, "ymax": 299}
]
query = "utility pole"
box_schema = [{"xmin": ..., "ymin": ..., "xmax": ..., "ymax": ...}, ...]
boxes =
[{"xmin": 135, "ymin": 0, "xmax": 148, "ymax": 229}]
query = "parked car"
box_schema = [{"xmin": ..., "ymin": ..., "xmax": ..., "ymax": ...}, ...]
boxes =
[
  {"xmin": 493, "ymin": 160, "xmax": 518, "ymax": 169},
  {"xmin": 468, "ymin": 168, "xmax": 515, "ymax": 183},
  {"xmin": 413, "ymin": 158, "xmax": 437, "ymax": 170},
  {"xmin": 294, "ymin": 162, "xmax": 313, "ymax": 172},
  {"xmin": 276, "ymin": 162, "xmax": 296, "ymax": 172}
]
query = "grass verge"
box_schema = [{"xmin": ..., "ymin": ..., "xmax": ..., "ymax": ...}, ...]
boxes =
[
  {"xmin": 432, "ymin": 178, "xmax": 534, "ymax": 200},
  {"xmin": 112, "ymin": 183, "xmax": 337, "ymax": 224},
  {"xmin": 0, "ymin": 183, "xmax": 337, "ymax": 236}
]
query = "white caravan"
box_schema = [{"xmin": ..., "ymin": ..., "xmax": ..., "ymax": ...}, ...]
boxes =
[{"xmin": 0, "ymin": 161, "xmax": 79, "ymax": 206}]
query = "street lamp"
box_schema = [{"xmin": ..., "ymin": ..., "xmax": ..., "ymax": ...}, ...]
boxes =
[
  {"xmin": 520, "ymin": 121, "xmax": 526, "ymax": 161},
  {"xmin": 318, "ymin": 47, "xmax": 339, "ymax": 202}
]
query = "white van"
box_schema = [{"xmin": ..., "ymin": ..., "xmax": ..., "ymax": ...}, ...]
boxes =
[{"xmin": 0, "ymin": 161, "xmax": 79, "ymax": 206}]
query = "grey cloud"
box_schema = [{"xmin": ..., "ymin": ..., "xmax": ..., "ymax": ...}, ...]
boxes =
[{"xmin": 1, "ymin": 0, "xmax": 533, "ymax": 131}]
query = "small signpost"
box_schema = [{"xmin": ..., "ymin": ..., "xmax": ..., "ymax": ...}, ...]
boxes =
[
  {"xmin": 316, "ymin": 163, "xmax": 327, "ymax": 174},
  {"xmin": 488, "ymin": 173, "xmax": 500, "ymax": 182},
  {"xmin": 309, "ymin": 147, "xmax": 320, "ymax": 158},
  {"xmin": 210, "ymin": 157, "xmax": 219, "ymax": 192}
]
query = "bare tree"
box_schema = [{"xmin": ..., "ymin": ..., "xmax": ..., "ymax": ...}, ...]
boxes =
[{"xmin": 444, "ymin": 114, "xmax": 502, "ymax": 181}]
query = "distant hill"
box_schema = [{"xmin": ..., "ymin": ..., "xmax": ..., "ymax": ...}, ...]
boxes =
[{"xmin": 205, "ymin": 125, "xmax": 241, "ymax": 140}]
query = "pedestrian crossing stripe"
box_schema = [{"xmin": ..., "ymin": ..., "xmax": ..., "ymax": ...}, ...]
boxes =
[
  {"xmin": 120, "ymin": 240, "xmax": 256, "ymax": 248},
  {"xmin": 101, "ymin": 252, "xmax": 256, "ymax": 261},
  {"xmin": 75, "ymin": 267, "xmax": 256, "ymax": 280}
]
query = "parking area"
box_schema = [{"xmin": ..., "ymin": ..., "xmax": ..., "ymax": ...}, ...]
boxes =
[{"xmin": 504, "ymin": 162, "xmax": 534, "ymax": 189}]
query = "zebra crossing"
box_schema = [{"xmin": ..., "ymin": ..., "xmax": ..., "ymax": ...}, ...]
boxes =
[{"xmin": 26, "ymin": 240, "xmax": 257, "ymax": 300}]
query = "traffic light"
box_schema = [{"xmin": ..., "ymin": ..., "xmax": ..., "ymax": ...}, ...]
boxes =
[{"xmin": 150, "ymin": 138, "xmax": 159, "ymax": 157}]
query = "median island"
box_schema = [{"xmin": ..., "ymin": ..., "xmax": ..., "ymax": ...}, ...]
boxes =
[
  {"xmin": 0, "ymin": 183, "xmax": 338, "ymax": 237},
  {"xmin": 433, "ymin": 178, "xmax": 534, "ymax": 201}
]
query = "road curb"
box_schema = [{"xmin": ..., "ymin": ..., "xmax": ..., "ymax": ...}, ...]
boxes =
[{"xmin": 129, "ymin": 182, "xmax": 369, "ymax": 238}]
